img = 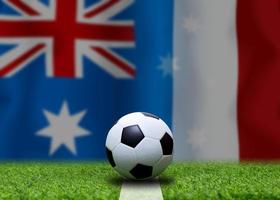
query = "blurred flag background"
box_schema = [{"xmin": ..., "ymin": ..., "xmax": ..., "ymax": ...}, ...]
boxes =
[
  {"xmin": 174, "ymin": 0, "xmax": 280, "ymax": 161},
  {"xmin": 0, "ymin": 0, "xmax": 279, "ymax": 161},
  {"xmin": 0, "ymin": 0, "xmax": 173, "ymax": 160}
]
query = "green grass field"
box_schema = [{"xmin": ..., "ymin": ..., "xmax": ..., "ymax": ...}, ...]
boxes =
[
  {"xmin": 161, "ymin": 162, "xmax": 280, "ymax": 200},
  {"xmin": 0, "ymin": 162, "xmax": 280, "ymax": 200}
]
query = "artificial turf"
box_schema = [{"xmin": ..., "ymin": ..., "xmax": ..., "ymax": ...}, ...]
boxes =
[
  {"xmin": 0, "ymin": 162, "xmax": 120, "ymax": 200},
  {"xmin": 0, "ymin": 162, "xmax": 280, "ymax": 200},
  {"xmin": 161, "ymin": 162, "xmax": 280, "ymax": 200}
]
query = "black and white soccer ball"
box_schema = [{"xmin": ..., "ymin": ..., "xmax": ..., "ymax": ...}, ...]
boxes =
[{"xmin": 105, "ymin": 112, "xmax": 173, "ymax": 180}]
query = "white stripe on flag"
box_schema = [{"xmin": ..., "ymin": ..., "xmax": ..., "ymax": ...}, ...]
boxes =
[
  {"xmin": 119, "ymin": 180, "xmax": 163, "ymax": 200},
  {"xmin": 173, "ymin": 0, "xmax": 239, "ymax": 160}
]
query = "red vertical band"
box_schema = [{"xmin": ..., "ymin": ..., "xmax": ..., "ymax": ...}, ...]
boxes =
[{"xmin": 237, "ymin": 0, "xmax": 280, "ymax": 160}]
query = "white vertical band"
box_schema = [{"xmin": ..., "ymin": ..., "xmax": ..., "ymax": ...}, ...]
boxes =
[{"xmin": 173, "ymin": 0, "xmax": 239, "ymax": 160}]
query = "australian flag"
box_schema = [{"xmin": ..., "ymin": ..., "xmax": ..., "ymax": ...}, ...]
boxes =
[{"xmin": 0, "ymin": 0, "xmax": 173, "ymax": 159}]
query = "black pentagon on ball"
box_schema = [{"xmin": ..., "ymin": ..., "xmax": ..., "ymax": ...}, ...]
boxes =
[
  {"xmin": 142, "ymin": 112, "xmax": 160, "ymax": 120},
  {"xmin": 121, "ymin": 125, "xmax": 145, "ymax": 148},
  {"xmin": 106, "ymin": 147, "xmax": 116, "ymax": 167},
  {"xmin": 160, "ymin": 132, "xmax": 173, "ymax": 155},
  {"xmin": 130, "ymin": 164, "xmax": 153, "ymax": 179}
]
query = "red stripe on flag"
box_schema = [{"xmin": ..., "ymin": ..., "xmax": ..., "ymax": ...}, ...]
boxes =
[
  {"xmin": 84, "ymin": 0, "xmax": 118, "ymax": 18},
  {"xmin": 237, "ymin": 0, "xmax": 280, "ymax": 160},
  {"xmin": 0, "ymin": 44, "xmax": 45, "ymax": 76},
  {"xmin": 8, "ymin": 0, "xmax": 39, "ymax": 16},
  {"xmin": 92, "ymin": 47, "xmax": 135, "ymax": 77}
]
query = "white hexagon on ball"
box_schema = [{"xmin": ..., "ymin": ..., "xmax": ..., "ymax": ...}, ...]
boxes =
[
  {"xmin": 105, "ymin": 112, "xmax": 173, "ymax": 180},
  {"xmin": 135, "ymin": 138, "xmax": 163, "ymax": 166}
]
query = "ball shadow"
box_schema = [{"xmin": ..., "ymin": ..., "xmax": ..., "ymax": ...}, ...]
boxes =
[{"xmin": 107, "ymin": 176, "xmax": 175, "ymax": 186}]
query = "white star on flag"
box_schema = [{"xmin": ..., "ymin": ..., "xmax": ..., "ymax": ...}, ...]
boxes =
[
  {"xmin": 183, "ymin": 15, "xmax": 200, "ymax": 33},
  {"xmin": 37, "ymin": 101, "xmax": 91, "ymax": 155},
  {"xmin": 186, "ymin": 128, "xmax": 207, "ymax": 151},
  {"xmin": 157, "ymin": 54, "xmax": 179, "ymax": 77}
]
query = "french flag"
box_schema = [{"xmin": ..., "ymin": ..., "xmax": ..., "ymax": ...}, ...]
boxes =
[{"xmin": 174, "ymin": 0, "xmax": 280, "ymax": 160}]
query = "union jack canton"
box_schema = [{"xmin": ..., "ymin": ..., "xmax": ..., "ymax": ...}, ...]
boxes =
[{"xmin": 0, "ymin": 0, "xmax": 136, "ymax": 78}]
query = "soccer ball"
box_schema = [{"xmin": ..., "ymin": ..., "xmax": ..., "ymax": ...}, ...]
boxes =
[{"xmin": 105, "ymin": 112, "xmax": 173, "ymax": 180}]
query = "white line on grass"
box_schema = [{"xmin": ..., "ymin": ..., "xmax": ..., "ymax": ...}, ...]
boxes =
[{"xmin": 119, "ymin": 179, "xmax": 163, "ymax": 200}]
